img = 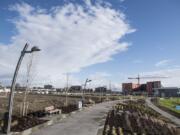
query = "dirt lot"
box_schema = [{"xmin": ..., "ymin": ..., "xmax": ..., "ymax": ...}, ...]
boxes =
[
  {"xmin": 0, "ymin": 93, "xmax": 119, "ymax": 132},
  {"xmin": 0, "ymin": 94, "xmax": 83, "ymax": 119},
  {"xmin": 0, "ymin": 93, "xmax": 117, "ymax": 120}
]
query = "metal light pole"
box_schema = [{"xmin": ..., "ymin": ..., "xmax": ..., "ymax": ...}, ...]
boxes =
[
  {"xmin": 6, "ymin": 43, "xmax": 40, "ymax": 134},
  {"xmin": 100, "ymin": 87, "xmax": 102, "ymax": 102},
  {"xmin": 82, "ymin": 78, "xmax": 91, "ymax": 103},
  {"xmin": 65, "ymin": 73, "xmax": 69, "ymax": 106}
]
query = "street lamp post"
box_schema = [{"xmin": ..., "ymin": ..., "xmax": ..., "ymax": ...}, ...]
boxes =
[
  {"xmin": 82, "ymin": 78, "xmax": 91, "ymax": 103},
  {"xmin": 6, "ymin": 43, "xmax": 40, "ymax": 134}
]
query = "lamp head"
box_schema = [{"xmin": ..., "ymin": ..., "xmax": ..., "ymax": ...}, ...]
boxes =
[
  {"xmin": 87, "ymin": 79, "xmax": 92, "ymax": 82},
  {"xmin": 31, "ymin": 46, "xmax": 41, "ymax": 52}
]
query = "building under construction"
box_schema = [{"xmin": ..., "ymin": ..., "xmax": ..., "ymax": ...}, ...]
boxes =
[
  {"xmin": 146, "ymin": 81, "xmax": 161, "ymax": 95},
  {"xmin": 122, "ymin": 83, "xmax": 139, "ymax": 94},
  {"xmin": 122, "ymin": 81, "xmax": 162, "ymax": 95}
]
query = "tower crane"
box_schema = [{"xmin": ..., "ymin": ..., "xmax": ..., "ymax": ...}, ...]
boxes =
[{"xmin": 128, "ymin": 74, "xmax": 168, "ymax": 85}]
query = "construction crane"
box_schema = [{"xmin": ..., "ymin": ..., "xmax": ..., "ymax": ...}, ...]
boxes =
[{"xmin": 128, "ymin": 74, "xmax": 168, "ymax": 85}]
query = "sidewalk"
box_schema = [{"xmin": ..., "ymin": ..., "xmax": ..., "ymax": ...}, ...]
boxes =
[{"xmin": 32, "ymin": 100, "xmax": 120, "ymax": 135}]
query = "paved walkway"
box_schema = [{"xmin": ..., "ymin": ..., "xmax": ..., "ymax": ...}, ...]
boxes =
[
  {"xmin": 146, "ymin": 98, "xmax": 180, "ymax": 126},
  {"xmin": 32, "ymin": 100, "xmax": 120, "ymax": 135}
]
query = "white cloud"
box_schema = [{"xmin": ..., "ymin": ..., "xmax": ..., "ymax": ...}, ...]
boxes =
[
  {"xmin": 88, "ymin": 72, "xmax": 111, "ymax": 87},
  {"xmin": 155, "ymin": 59, "xmax": 171, "ymax": 67},
  {"xmin": 87, "ymin": 71, "xmax": 121, "ymax": 90},
  {"xmin": 89, "ymin": 72, "xmax": 111, "ymax": 79},
  {"xmin": 0, "ymin": 2, "xmax": 134, "ymax": 87}
]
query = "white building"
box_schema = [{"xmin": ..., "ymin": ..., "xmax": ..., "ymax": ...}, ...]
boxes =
[{"xmin": 0, "ymin": 87, "xmax": 10, "ymax": 93}]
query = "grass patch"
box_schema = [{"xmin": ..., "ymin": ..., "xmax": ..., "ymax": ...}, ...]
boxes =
[{"xmin": 159, "ymin": 98, "xmax": 180, "ymax": 114}]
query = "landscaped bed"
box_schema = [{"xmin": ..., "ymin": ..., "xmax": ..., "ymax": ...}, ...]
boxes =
[
  {"xmin": 11, "ymin": 116, "xmax": 47, "ymax": 132},
  {"xmin": 59, "ymin": 104, "xmax": 78, "ymax": 114},
  {"xmin": 0, "ymin": 104, "xmax": 78, "ymax": 133},
  {"xmin": 102, "ymin": 100, "xmax": 179, "ymax": 135},
  {"xmin": 0, "ymin": 115, "xmax": 47, "ymax": 133}
]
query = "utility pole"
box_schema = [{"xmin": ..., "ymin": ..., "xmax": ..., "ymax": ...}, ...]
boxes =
[
  {"xmin": 109, "ymin": 80, "xmax": 111, "ymax": 91},
  {"xmin": 65, "ymin": 73, "xmax": 69, "ymax": 106},
  {"xmin": 109, "ymin": 80, "xmax": 111, "ymax": 95},
  {"xmin": 82, "ymin": 79, "xmax": 92, "ymax": 103},
  {"xmin": 100, "ymin": 87, "xmax": 102, "ymax": 102}
]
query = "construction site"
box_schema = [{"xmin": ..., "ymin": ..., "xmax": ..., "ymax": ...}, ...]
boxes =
[
  {"xmin": 0, "ymin": 46, "xmax": 179, "ymax": 134},
  {"xmin": 122, "ymin": 75, "xmax": 180, "ymax": 97},
  {"xmin": 0, "ymin": 84, "xmax": 180, "ymax": 135},
  {"xmin": 0, "ymin": 60, "xmax": 180, "ymax": 135},
  {"xmin": 1, "ymin": 0, "xmax": 180, "ymax": 135}
]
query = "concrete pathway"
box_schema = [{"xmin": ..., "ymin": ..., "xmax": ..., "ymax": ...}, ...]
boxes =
[
  {"xmin": 146, "ymin": 98, "xmax": 180, "ymax": 126},
  {"xmin": 32, "ymin": 100, "xmax": 120, "ymax": 135}
]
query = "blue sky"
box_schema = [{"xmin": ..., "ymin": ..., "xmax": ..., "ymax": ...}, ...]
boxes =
[{"xmin": 0, "ymin": 0, "xmax": 180, "ymax": 89}]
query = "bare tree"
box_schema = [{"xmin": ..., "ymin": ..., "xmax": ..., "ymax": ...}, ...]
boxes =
[{"xmin": 22, "ymin": 54, "xmax": 34, "ymax": 116}]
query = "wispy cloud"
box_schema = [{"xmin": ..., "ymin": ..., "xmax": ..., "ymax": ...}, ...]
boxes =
[
  {"xmin": 119, "ymin": 0, "xmax": 125, "ymax": 2},
  {"xmin": 0, "ymin": 1, "xmax": 134, "ymax": 87},
  {"xmin": 140, "ymin": 68, "xmax": 180, "ymax": 87},
  {"xmin": 155, "ymin": 59, "xmax": 171, "ymax": 67}
]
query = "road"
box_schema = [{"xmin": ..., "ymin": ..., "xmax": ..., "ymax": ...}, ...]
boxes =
[
  {"xmin": 146, "ymin": 98, "xmax": 180, "ymax": 126},
  {"xmin": 32, "ymin": 100, "xmax": 120, "ymax": 135}
]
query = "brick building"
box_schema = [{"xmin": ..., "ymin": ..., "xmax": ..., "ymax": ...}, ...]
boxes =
[
  {"xmin": 146, "ymin": 81, "xmax": 161, "ymax": 95},
  {"xmin": 122, "ymin": 83, "xmax": 139, "ymax": 94}
]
